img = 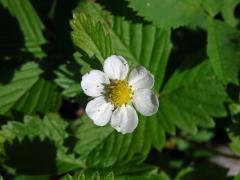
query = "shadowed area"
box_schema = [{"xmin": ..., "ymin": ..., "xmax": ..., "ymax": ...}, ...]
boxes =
[{"xmin": 4, "ymin": 137, "xmax": 57, "ymax": 175}]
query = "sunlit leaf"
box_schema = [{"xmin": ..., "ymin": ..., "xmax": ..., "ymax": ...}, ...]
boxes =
[
  {"xmin": 70, "ymin": 13, "xmax": 113, "ymax": 62},
  {"xmin": 0, "ymin": 62, "xmax": 42, "ymax": 115}
]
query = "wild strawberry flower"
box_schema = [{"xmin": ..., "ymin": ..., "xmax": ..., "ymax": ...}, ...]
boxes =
[{"xmin": 81, "ymin": 55, "xmax": 159, "ymax": 134}]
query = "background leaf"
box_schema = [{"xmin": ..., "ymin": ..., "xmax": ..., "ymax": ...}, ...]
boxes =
[
  {"xmin": 207, "ymin": 19, "xmax": 240, "ymax": 85},
  {"xmin": 127, "ymin": 0, "xmax": 203, "ymax": 28},
  {"xmin": 157, "ymin": 60, "xmax": 228, "ymax": 134}
]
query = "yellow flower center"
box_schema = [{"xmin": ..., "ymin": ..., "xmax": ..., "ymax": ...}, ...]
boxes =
[{"xmin": 107, "ymin": 80, "xmax": 133, "ymax": 107}]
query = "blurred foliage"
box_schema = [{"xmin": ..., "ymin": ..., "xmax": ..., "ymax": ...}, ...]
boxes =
[{"xmin": 0, "ymin": 0, "xmax": 240, "ymax": 179}]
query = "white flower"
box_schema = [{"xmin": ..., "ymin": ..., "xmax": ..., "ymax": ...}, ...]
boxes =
[{"xmin": 81, "ymin": 55, "xmax": 159, "ymax": 134}]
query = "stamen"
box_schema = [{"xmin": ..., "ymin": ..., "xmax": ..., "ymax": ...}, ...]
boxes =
[{"xmin": 107, "ymin": 80, "xmax": 133, "ymax": 107}]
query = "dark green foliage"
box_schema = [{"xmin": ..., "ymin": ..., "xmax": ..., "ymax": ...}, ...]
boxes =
[{"xmin": 0, "ymin": 0, "xmax": 240, "ymax": 179}]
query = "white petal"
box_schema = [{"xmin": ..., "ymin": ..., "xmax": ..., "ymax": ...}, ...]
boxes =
[
  {"xmin": 110, "ymin": 105, "xmax": 138, "ymax": 134},
  {"xmin": 128, "ymin": 66, "xmax": 154, "ymax": 90},
  {"xmin": 86, "ymin": 96, "xmax": 114, "ymax": 126},
  {"xmin": 103, "ymin": 55, "xmax": 129, "ymax": 80},
  {"xmin": 133, "ymin": 89, "xmax": 159, "ymax": 116},
  {"xmin": 81, "ymin": 70, "xmax": 110, "ymax": 97}
]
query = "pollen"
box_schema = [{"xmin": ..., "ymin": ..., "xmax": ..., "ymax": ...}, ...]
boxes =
[{"xmin": 107, "ymin": 80, "xmax": 133, "ymax": 107}]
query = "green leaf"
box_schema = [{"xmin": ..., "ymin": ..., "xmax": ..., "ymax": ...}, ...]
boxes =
[
  {"xmin": 0, "ymin": 114, "xmax": 85, "ymax": 174},
  {"xmin": 229, "ymin": 133, "xmax": 240, "ymax": 154},
  {"xmin": 73, "ymin": 2, "xmax": 172, "ymax": 150},
  {"xmin": 0, "ymin": 114, "xmax": 67, "ymax": 147},
  {"xmin": 13, "ymin": 175, "xmax": 49, "ymax": 180},
  {"xmin": 0, "ymin": 62, "xmax": 62, "ymax": 115},
  {"xmin": 114, "ymin": 165, "xmax": 167, "ymax": 180},
  {"xmin": 174, "ymin": 167, "xmax": 194, "ymax": 180},
  {"xmin": 110, "ymin": 16, "xmax": 172, "ymax": 90},
  {"xmin": 221, "ymin": 0, "xmax": 240, "ymax": 27},
  {"xmin": 234, "ymin": 175, "xmax": 240, "ymax": 180},
  {"xmin": 0, "ymin": 62, "xmax": 42, "ymax": 115},
  {"xmin": 73, "ymin": 115, "xmax": 113, "ymax": 160},
  {"xmin": 0, "ymin": 0, "xmax": 47, "ymax": 57},
  {"xmin": 201, "ymin": 0, "xmax": 224, "ymax": 17},
  {"xmin": 60, "ymin": 164, "xmax": 166, "ymax": 180},
  {"xmin": 70, "ymin": 13, "xmax": 113, "ymax": 62},
  {"xmin": 207, "ymin": 19, "xmax": 240, "ymax": 85},
  {"xmin": 75, "ymin": 2, "xmax": 172, "ymax": 89},
  {"xmin": 87, "ymin": 121, "xmax": 151, "ymax": 167},
  {"xmin": 14, "ymin": 78, "xmax": 62, "ymax": 114},
  {"xmin": 158, "ymin": 60, "xmax": 228, "ymax": 134},
  {"xmin": 127, "ymin": 0, "xmax": 203, "ymax": 28},
  {"xmin": 187, "ymin": 130, "xmax": 214, "ymax": 143},
  {"xmin": 54, "ymin": 53, "xmax": 84, "ymax": 98},
  {"xmin": 74, "ymin": 116, "xmax": 151, "ymax": 168},
  {"xmin": 148, "ymin": 116, "xmax": 166, "ymax": 150},
  {"xmin": 228, "ymin": 123, "xmax": 240, "ymax": 154},
  {"xmin": 159, "ymin": 171, "xmax": 171, "ymax": 180},
  {"xmin": 73, "ymin": 52, "xmax": 92, "ymax": 75},
  {"xmin": 75, "ymin": 1, "xmax": 171, "ymax": 90},
  {"xmin": 61, "ymin": 171, "xmax": 115, "ymax": 180}
]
